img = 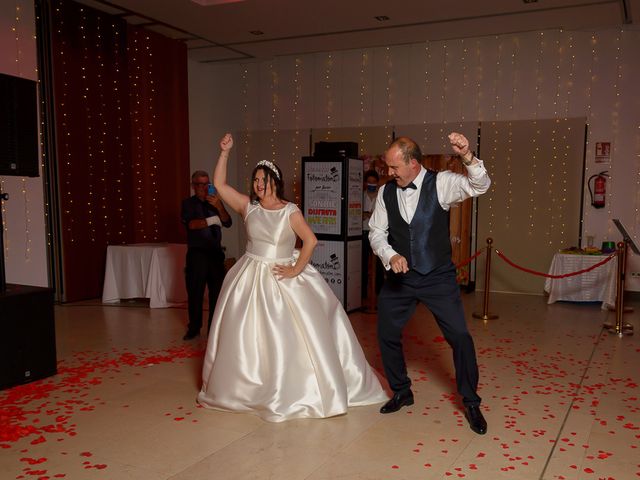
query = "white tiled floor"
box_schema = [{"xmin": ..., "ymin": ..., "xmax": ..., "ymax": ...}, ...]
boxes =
[{"xmin": 1, "ymin": 292, "xmax": 638, "ymax": 479}]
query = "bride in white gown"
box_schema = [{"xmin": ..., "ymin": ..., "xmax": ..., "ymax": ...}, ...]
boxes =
[{"xmin": 197, "ymin": 133, "xmax": 388, "ymax": 422}]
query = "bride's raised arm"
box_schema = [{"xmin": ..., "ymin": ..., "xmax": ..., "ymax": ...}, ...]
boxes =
[{"xmin": 213, "ymin": 133, "xmax": 250, "ymax": 216}]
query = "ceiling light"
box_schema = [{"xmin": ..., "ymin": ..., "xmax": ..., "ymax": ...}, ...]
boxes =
[
  {"xmin": 374, "ymin": 15, "xmax": 390, "ymax": 21},
  {"xmin": 249, "ymin": 30, "xmax": 264, "ymax": 35}
]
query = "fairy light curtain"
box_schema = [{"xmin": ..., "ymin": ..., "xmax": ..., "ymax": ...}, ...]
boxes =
[
  {"xmin": 125, "ymin": 24, "xmax": 190, "ymax": 245},
  {"xmin": 49, "ymin": 0, "xmax": 189, "ymax": 301},
  {"xmin": 476, "ymin": 117, "xmax": 586, "ymax": 295}
]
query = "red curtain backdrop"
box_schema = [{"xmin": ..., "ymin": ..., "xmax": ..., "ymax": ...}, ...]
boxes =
[
  {"xmin": 126, "ymin": 25, "xmax": 190, "ymax": 244},
  {"xmin": 50, "ymin": 0, "xmax": 190, "ymax": 302}
]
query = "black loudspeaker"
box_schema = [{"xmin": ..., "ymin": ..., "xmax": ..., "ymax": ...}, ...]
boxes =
[
  {"xmin": 314, "ymin": 141, "xmax": 358, "ymax": 159},
  {"xmin": 0, "ymin": 284, "xmax": 56, "ymax": 390},
  {"xmin": 0, "ymin": 73, "xmax": 40, "ymax": 177}
]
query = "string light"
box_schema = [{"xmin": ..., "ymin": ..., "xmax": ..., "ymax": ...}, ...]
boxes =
[
  {"xmin": 384, "ymin": 47, "xmax": 392, "ymax": 143},
  {"xmin": 241, "ymin": 65, "xmax": 251, "ymax": 192},
  {"xmin": 564, "ymin": 34, "xmax": 575, "ymax": 117},
  {"xmin": 5, "ymin": 0, "xmax": 33, "ymax": 261},
  {"xmin": 21, "ymin": 178, "xmax": 31, "ymax": 258},
  {"xmin": 325, "ymin": 53, "xmax": 334, "ymax": 137},
  {"xmin": 79, "ymin": 8, "xmax": 98, "ymax": 243},
  {"xmin": 1, "ymin": 178, "xmax": 7, "ymax": 259},
  {"xmin": 503, "ymin": 38, "xmax": 518, "ymax": 231},
  {"xmin": 56, "ymin": 6, "xmax": 131, "ymax": 244},
  {"xmin": 546, "ymin": 122, "xmax": 558, "ymax": 245},
  {"xmin": 475, "ymin": 39, "xmax": 483, "ymax": 121},
  {"xmin": 545, "ymin": 33, "xmax": 563, "ymax": 245},
  {"xmin": 485, "ymin": 36, "xmax": 503, "ymax": 236},
  {"xmin": 527, "ymin": 32, "xmax": 545, "ymax": 237},
  {"xmin": 492, "ymin": 36, "xmax": 502, "ymax": 121},
  {"xmin": 126, "ymin": 29, "xmax": 160, "ymax": 240},
  {"xmin": 605, "ymin": 29, "xmax": 623, "ymax": 238},
  {"xmin": 509, "ymin": 36, "xmax": 519, "ymax": 116},
  {"xmin": 534, "ymin": 32, "xmax": 544, "ymax": 118},
  {"xmin": 58, "ymin": 25, "xmax": 68, "ymax": 243},
  {"xmin": 96, "ymin": 19, "xmax": 109, "ymax": 244},
  {"xmin": 13, "ymin": 1, "xmax": 22, "ymax": 76},
  {"xmin": 112, "ymin": 22, "xmax": 126, "ymax": 241},
  {"xmin": 504, "ymin": 122, "xmax": 513, "ymax": 230},
  {"xmin": 358, "ymin": 51, "xmax": 369, "ymax": 156},
  {"xmin": 149, "ymin": 35, "xmax": 159, "ymax": 240},
  {"xmin": 423, "ymin": 41, "xmax": 431, "ymax": 147},
  {"xmin": 270, "ymin": 61, "xmax": 278, "ymax": 162},
  {"xmin": 486, "ymin": 122, "xmax": 497, "ymax": 234},
  {"xmin": 36, "ymin": 5, "xmax": 49, "ymax": 251},
  {"xmin": 582, "ymin": 33, "xmax": 598, "ymax": 243},
  {"xmin": 552, "ymin": 32, "xmax": 562, "ymax": 118},
  {"xmin": 558, "ymin": 121, "xmax": 570, "ymax": 239},
  {"xmin": 58, "ymin": 2, "xmax": 75, "ymax": 244},
  {"xmin": 459, "ymin": 39, "xmax": 468, "ymax": 123},
  {"xmin": 439, "ymin": 42, "xmax": 448, "ymax": 151},
  {"xmin": 558, "ymin": 32, "xmax": 574, "ymax": 241},
  {"xmin": 292, "ymin": 58, "xmax": 301, "ymax": 204},
  {"xmin": 130, "ymin": 30, "xmax": 144, "ymax": 240}
]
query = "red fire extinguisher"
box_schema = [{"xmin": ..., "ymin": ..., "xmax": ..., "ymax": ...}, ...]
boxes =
[{"xmin": 588, "ymin": 171, "xmax": 609, "ymax": 209}]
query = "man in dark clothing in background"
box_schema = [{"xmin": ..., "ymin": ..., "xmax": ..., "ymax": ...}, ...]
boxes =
[{"xmin": 181, "ymin": 170, "xmax": 232, "ymax": 340}]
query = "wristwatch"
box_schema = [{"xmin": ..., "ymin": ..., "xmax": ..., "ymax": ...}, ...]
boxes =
[{"xmin": 462, "ymin": 153, "xmax": 474, "ymax": 166}]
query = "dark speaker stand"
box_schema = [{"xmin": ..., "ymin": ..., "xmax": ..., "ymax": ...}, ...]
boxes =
[
  {"xmin": 1, "ymin": 283, "xmax": 57, "ymax": 389},
  {"xmin": 0, "ymin": 190, "xmax": 58, "ymax": 390}
]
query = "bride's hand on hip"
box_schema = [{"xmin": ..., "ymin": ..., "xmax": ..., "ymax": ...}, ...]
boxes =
[{"xmin": 273, "ymin": 263, "xmax": 297, "ymax": 280}]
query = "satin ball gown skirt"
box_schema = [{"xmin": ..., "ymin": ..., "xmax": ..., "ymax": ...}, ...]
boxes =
[{"xmin": 197, "ymin": 202, "xmax": 388, "ymax": 422}]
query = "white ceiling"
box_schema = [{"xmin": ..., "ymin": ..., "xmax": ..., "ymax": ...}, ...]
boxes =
[{"xmin": 74, "ymin": 0, "xmax": 639, "ymax": 63}]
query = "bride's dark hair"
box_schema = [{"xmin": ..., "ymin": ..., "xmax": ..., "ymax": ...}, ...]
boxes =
[{"xmin": 249, "ymin": 162, "xmax": 287, "ymax": 204}]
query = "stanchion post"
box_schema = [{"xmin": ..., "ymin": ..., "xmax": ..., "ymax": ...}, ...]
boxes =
[
  {"xmin": 472, "ymin": 237, "xmax": 498, "ymax": 321},
  {"xmin": 604, "ymin": 241, "xmax": 633, "ymax": 336}
]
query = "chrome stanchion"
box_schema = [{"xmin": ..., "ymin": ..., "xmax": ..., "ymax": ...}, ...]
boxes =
[
  {"xmin": 472, "ymin": 237, "xmax": 498, "ymax": 321},
  {"xmin": 604, "ymin": 241, "xmax": 633, "ymax": 336}
]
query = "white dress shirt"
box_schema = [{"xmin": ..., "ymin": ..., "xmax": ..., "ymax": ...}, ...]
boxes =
[{"xmin": 368, "ymin": 159, "xmax": 491, "ymax": 269}]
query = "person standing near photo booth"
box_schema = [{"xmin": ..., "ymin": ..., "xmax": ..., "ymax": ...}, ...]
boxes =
[
  {"xmin": 368, "ymin": 133, "xmax": 491, "ymax": 434},
  {"xmin": 181, "ymin": 170, "xmax": 232, "ymax": 340}
]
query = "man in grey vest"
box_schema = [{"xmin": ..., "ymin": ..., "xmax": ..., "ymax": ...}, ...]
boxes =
[{"xmin": 368, "ymin": 133, "xmax": 491, "ymax": 434}]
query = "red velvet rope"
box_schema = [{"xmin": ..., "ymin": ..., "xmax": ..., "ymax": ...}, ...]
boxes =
[
  {"xmin": 495, "ymin": 249, "xmax": 616, "ymax": 278},
  {"xmin": 455, "ymin": 249, "xmax": 483, "ymax": 269}
]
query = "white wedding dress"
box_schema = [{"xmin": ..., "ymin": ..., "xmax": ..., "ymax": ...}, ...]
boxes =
[{"xmin": 197, "ymin": 202, "xmax": 388, "ymax": 422}]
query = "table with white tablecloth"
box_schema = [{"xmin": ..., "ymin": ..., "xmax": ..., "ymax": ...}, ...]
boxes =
[
  {"xmin": 102, "ymin": 243, "xmax": 188, "ymax": 308},
  {"xmin": 544, "ymin": 253, "xmax": 617, "ymax": 309}
]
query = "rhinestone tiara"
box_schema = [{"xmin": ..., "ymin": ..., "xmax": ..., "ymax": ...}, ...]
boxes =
[{"xmin": 256, "ymin": 160, "xmax": 281, "ymax": 180}]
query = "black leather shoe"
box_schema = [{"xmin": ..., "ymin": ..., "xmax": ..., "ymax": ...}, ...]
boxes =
[
  {"xmin": 380, "ymin": 390, "xmax": 414, "ymax": 414},
  {"xmin": 182, "ymin": 331, "xmax": 199, "ymax": 340},
  {"xmin": 464, "ymin": 405, "xmax": 487, "ymax": 435}
]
